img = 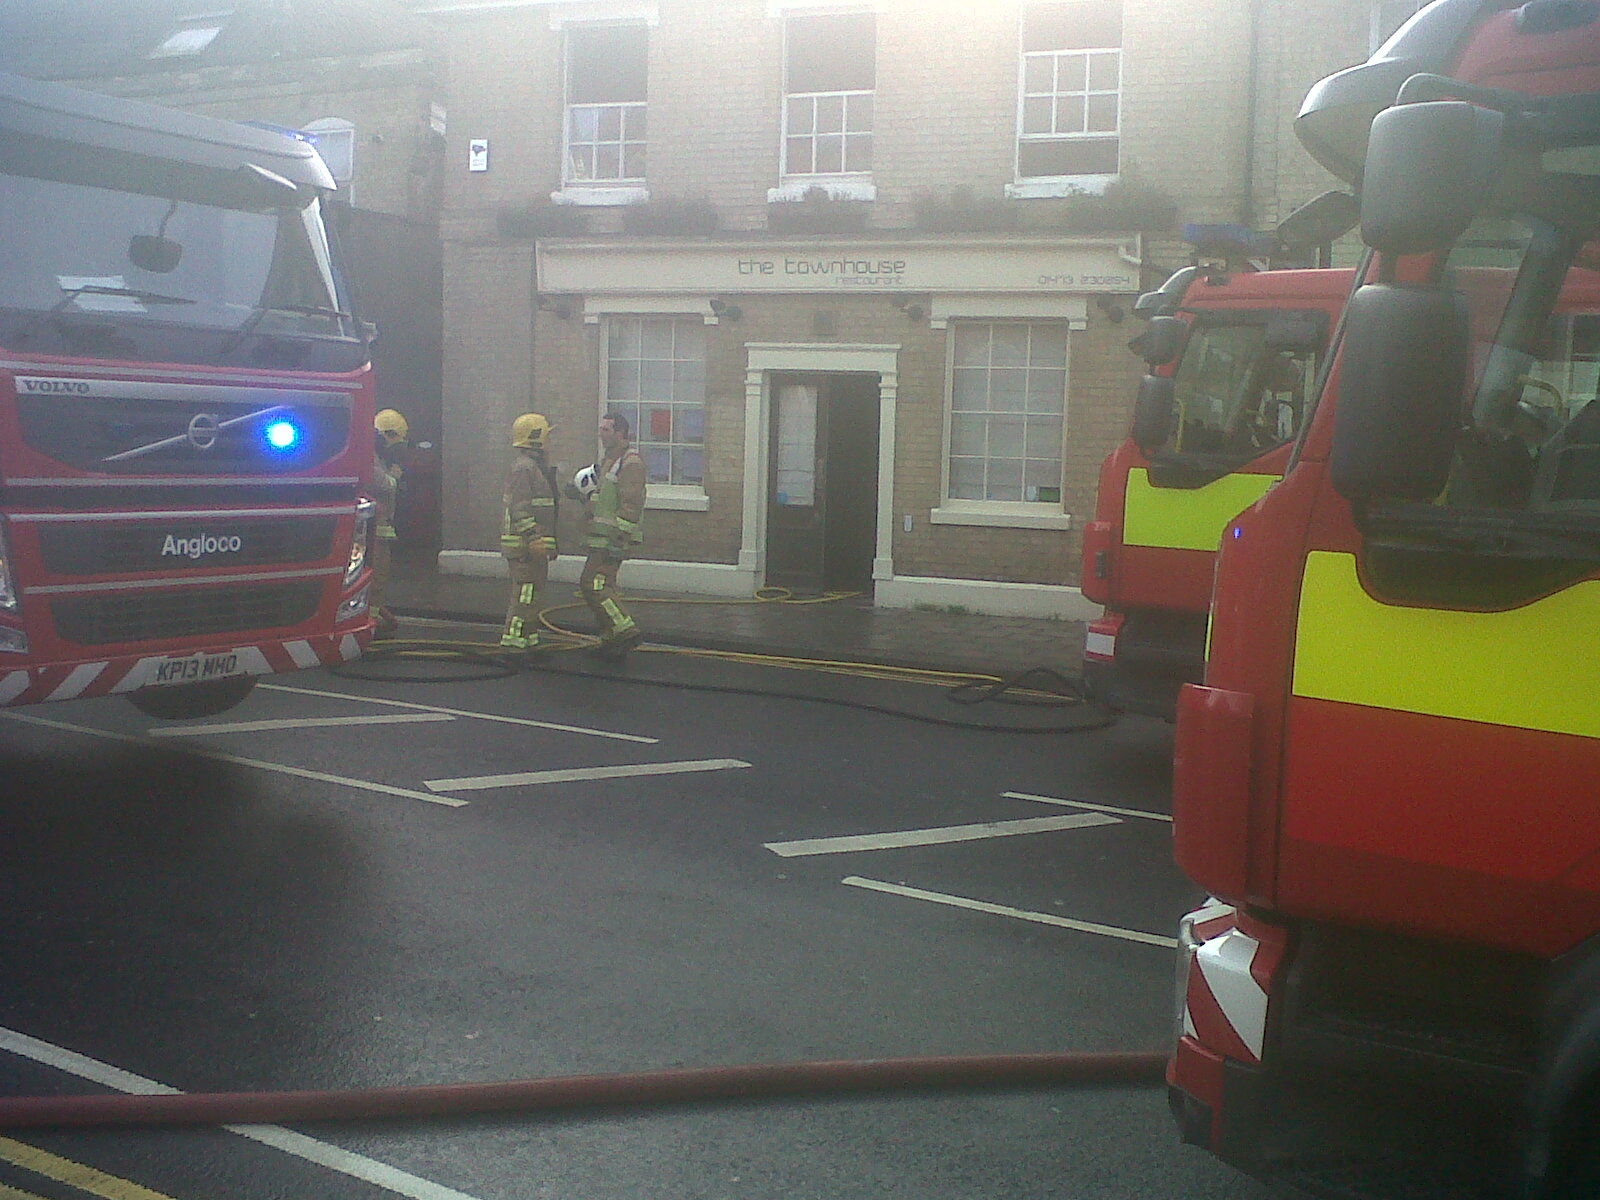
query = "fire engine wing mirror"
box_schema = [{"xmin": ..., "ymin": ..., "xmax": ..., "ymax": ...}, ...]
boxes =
[
  {"xmin": 1131, "ymin": 375, "xmax": 1175, "ymax": 452},
  {"xmin": 1275, "ymin": 190, "xmax": 1358, "ymax": 252},
  {"xmin": 1133, "ymin": 266, "xmax": 1199, "ymax": 318},
  {"xmin": 1132, "ymin": 315, "xmax": 1186, "ymax": 367},
  {"xmin": 1360, "ymin": 101, "xmax": 1504, "ymax": 254},
  {"xmin": 1332, "ymin": 282, "xmax": 1469, "ymax": 504}
]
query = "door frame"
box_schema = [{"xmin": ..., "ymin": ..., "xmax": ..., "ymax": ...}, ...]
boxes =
[{"xmin": 741, "ymin": 343, "xmax": 899, "ymax": 585}]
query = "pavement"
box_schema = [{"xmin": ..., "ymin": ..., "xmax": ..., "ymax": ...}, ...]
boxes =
[{"xmin": 384, "ymin": 551, "xmax": 1090, "ymax": 681}]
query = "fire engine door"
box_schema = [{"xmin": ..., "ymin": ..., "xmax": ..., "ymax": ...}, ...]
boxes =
[{"xmin": 766, "ymin": 372, "xmax": 879, "ymax": 593}]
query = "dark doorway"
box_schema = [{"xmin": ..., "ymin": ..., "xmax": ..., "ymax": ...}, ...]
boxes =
[{"xmin": 766, "ymin": 372, "xmax": 880, "ymax": 593}]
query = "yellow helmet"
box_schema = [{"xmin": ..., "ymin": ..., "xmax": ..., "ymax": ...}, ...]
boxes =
[
  {"xmin": 374, "ymin": 409, "xmax": 409, "ymax": 446},
  {"xmin": 511, "ymin": 412, "xmax": 552, "ymax": 450}
]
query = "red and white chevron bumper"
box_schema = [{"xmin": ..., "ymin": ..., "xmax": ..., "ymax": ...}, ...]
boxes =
[
  {"xmin": 1167, "ymin": 900, "xmax": 1289, "ymax": 1147},
  {"xmin": 0, "ymin": 630, "xmax": 369, "ymax": 709}
]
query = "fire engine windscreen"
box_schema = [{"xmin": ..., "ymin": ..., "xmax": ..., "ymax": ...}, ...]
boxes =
[
  {"xmin": 0, "ymin": 164, "xmax": 359, "ymax": 369},
  {"xmin": 1154, "ymin": 315, "xmax": 1323, "ymax": 466}
]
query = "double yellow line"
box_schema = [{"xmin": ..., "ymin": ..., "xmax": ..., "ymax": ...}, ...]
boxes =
[{"xmin": 0, "ymin": 1136, "xmax": 178, "ymax": 1200}]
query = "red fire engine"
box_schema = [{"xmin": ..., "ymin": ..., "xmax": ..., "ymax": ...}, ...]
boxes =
[
  {"xmin": 1168, "ymin": 2, "xmax": 1600, "ymax": 1195},
  {"xmin": 1080, "ymin": 265, "xmax": 1351, "ymax": 718},
  {"xmin": 0, "ymin": 72, "xmax": 376, "ymax": 719}
]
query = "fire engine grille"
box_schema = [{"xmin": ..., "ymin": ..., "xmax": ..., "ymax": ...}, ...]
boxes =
[
  {"xmin": 38, "ymin": 518, "xmax": 337, "ymax": 576},
  {"xmin": 16, "ymin": 389, "xmax": 349, "ymax": 477},
  {"xmin": 51, "ymin": 581, "xmax": 323, "ymax": 647}
]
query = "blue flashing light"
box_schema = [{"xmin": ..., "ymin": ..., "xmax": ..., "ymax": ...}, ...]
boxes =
[{"xmin": 265, "ymin": 420, "xmax": 300, "ymax": 451}]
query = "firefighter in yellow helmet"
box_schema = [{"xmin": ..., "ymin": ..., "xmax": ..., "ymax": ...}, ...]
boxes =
[
  {"xmin": 371, "ymin": 408, "xmax": 408, "ymax": 638},
  {"xmin": 500, "ymin": 413, "xmax": 559, "ymax": 652},
  {"xmin": 576, "ymin": 410, "xmax": 646, "ymax": 658}
]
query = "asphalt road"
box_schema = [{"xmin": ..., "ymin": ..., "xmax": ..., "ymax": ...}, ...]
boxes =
[{"xmin": 0, "ymin": 620, "xmax": 1272, "ymax": 1200}]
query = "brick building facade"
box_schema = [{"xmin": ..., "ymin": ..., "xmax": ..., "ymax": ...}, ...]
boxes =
[{"xmin": 416, "ymin": 0, "xmax": 1420, "ymax": 614}]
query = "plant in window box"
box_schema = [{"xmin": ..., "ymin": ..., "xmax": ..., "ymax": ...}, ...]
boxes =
[
  {"xmin": 1040, "ymin": 180, "xmax": 1178, "ymax": 236},
  {"xmin": 496, "ymin": 201, "xmax": 590, "ymax": 239},
  {"xmin": 767, "ymin": 186, "xmax": 870, "ymax": 235},
  {"xmin": 912, "ymin": 186, "xmax": 1020, "ymax": 234},
  {"xmin": 620, "ymin": 197, "xmax": 720, "ymax": 237}
]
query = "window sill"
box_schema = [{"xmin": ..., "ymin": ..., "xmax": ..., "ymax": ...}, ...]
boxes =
[
  {"xmin": 1005, "ymin": 176, "xmax": 1116, "ymax": 200},
  {"xmin": 551, "ymin": 185, "xmax": 650, "ymax": 207},
  {"xmin": 768, "ymin": 177, "xmax": 876, "ymax": 204},
  {"xmin": 929, "ymin": 504, "xmax": 1073, "ymax": 531},
  {"xmin": 645, "ymin": 485, "xmax": 710, "ymax": 512}
]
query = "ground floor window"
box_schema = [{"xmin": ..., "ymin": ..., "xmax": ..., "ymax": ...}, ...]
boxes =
[
  {"xmin": 947, "ymin": 322, "xmax": 1068, "ymax": 504},
  {"xmin": 604, "ymin": 316, "xmax": 707, "ymax": 486}
]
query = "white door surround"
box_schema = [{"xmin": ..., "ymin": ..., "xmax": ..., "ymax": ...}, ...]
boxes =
[{"xmin": 741, "ymin": 343, "xmax": 900, "ymax": 588}]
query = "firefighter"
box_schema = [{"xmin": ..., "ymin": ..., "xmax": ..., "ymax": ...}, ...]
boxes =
[
  {"xmin": 500, "ymin": 412, "xmax": 559, "ymax": 653},
  {"xmin": 576, "ymin": 411, "xmax": 646, "ymax": 658},
  {"xmin": 371, "ymin": 408, "xmax": 408, "ymax": 638}
]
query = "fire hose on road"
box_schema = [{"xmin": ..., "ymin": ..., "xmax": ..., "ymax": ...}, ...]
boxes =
[{"xmin": 0, "ymin": 1051, "xmax": 1165, "ymax": 1129}]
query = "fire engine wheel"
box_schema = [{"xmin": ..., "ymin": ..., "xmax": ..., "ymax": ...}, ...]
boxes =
[{"xmin": 126, "ymin": 676, "xmax": 258, "ymax": 721}]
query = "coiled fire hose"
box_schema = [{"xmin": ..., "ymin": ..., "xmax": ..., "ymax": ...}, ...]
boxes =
[{"xmin": 0, "ymin": 1051, "xmax": 1165, "ymax": 1129}]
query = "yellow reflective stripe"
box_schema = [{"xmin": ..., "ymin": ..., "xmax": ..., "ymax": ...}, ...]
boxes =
[
  {"xmin": 615, "ymin": 516, "xmax": 640, "ymax": 533},
  {"xmin": 511, "ymin": 517, "xmax": 541, "ymax": 533},
  {"xmin": 1122, "ymin": 468, "xmax": 1279, "ymax": 552},
  {"xmin": 527, "ymin": 498, "xmax": 556, "ymax": 508},
  {"xmin": 1292, "ymin": 550, "xmax": 1600, "ymax": 738}
]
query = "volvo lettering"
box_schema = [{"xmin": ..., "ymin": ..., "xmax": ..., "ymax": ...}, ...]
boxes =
[{"xmin": 0, "ymin": 71, "xmax": 378, "ymax": 719}]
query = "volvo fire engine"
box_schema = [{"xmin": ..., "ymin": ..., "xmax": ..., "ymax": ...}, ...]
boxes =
[
  {"xmin": 1080, "ymin": 264, "xmax": 1350, "ymax": 718},
  {"xmin": 1167, "ymin": 1, "xmax": 1600, "ymax": 1196},
  {"xmin": 0, "ymin": 72, "xmax": 376, "ymax": 719}
]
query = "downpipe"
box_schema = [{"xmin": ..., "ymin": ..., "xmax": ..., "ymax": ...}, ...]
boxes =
[{"xmin": 0, "ymin": 1051, "xmax": 1166, "ymax": 1129}]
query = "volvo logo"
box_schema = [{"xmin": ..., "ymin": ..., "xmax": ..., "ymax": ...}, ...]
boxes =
[{"xmin": 186, "ymin": 413, "xmax": 221, "ymax": 451}]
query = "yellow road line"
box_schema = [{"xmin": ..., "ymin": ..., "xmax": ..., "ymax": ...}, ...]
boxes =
[{"xmin": 0, "ymin": 1137, "xmax": 177, "ymax": 1200}]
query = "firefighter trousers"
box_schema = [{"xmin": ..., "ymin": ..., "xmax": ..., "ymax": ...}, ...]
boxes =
[
  {"xmin": 501, "ymin": 553, "xmax": 548, "ymax": 649},
  {"xmin": 579, "ymin": 550, "xmax": 637, "ymax": 643}
]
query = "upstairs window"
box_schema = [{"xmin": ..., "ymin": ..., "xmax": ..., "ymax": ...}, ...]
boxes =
[
  {"xmin": 782, "ymin": 12, "xmax": 875, "ymax": 179},
  {"xmin": 565, "ymin": 25, "xmax": 649, "ymax": 185},
  {"xmin": 1017, "ymin": 1, "xmax": 1121, "ymax": 181}
]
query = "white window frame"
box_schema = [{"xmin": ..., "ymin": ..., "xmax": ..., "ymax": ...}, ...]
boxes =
[
  {"xmin": 933, "ymin": 321, "xmax": 1073, "ymax": 531},
  {"xmin": 774, "ymin": 11, "xmax": 876, "ymax": 201},
  {"xmin": 558, "ymin": 23, "xmax": 650, "ymax": 202},
  {"xmin": 1007, "ymin": 3, "xmax": 1121, "ymax": 199},
  {"xmin": 599, "ymin": 315, "xmax": 710, "ymax": 509}
]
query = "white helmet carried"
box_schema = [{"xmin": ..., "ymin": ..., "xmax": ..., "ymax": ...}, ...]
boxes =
[{"xmin": 571, "ymin": 463, "xmax": 599, "ymax": 499}]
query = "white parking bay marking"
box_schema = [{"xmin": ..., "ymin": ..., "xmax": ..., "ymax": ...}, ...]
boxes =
[
  {"xmin": 1004, "ymin": 790, "xmax": 1173, "ymax": 823},
  {"xmin": 765, "ymin": 812, "xmax": 1118, "ymax": 858},
  {"xmin": 842, "ymin": 877, "xmax": 1179, "ymax": 948},
  {"xmin": 1, "ymin": 712, "xmax": 467, "ymax": 809},
  {"xmin": 0, "ymin": 1026, "xmax": 488, "ymax": 1200},
  {"xmin": 147, "ymin": 713, "xmax": 455, "ymax": 738},
  {"xmin": 261, "ymin": 682, "xmax": 658, "ymax": 744},
  {"xmin": 427, "ymin": 758, "xmax": 751, "ymax": 793}
]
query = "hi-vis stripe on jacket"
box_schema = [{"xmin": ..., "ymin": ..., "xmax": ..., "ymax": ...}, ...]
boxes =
[
  {"xmin": 586, "ymin": 446, "xmax": 646, "ymax": 552},
  {"xmin": 501, "ymin": 454, "xmax": 556, "ymax": 556}
]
